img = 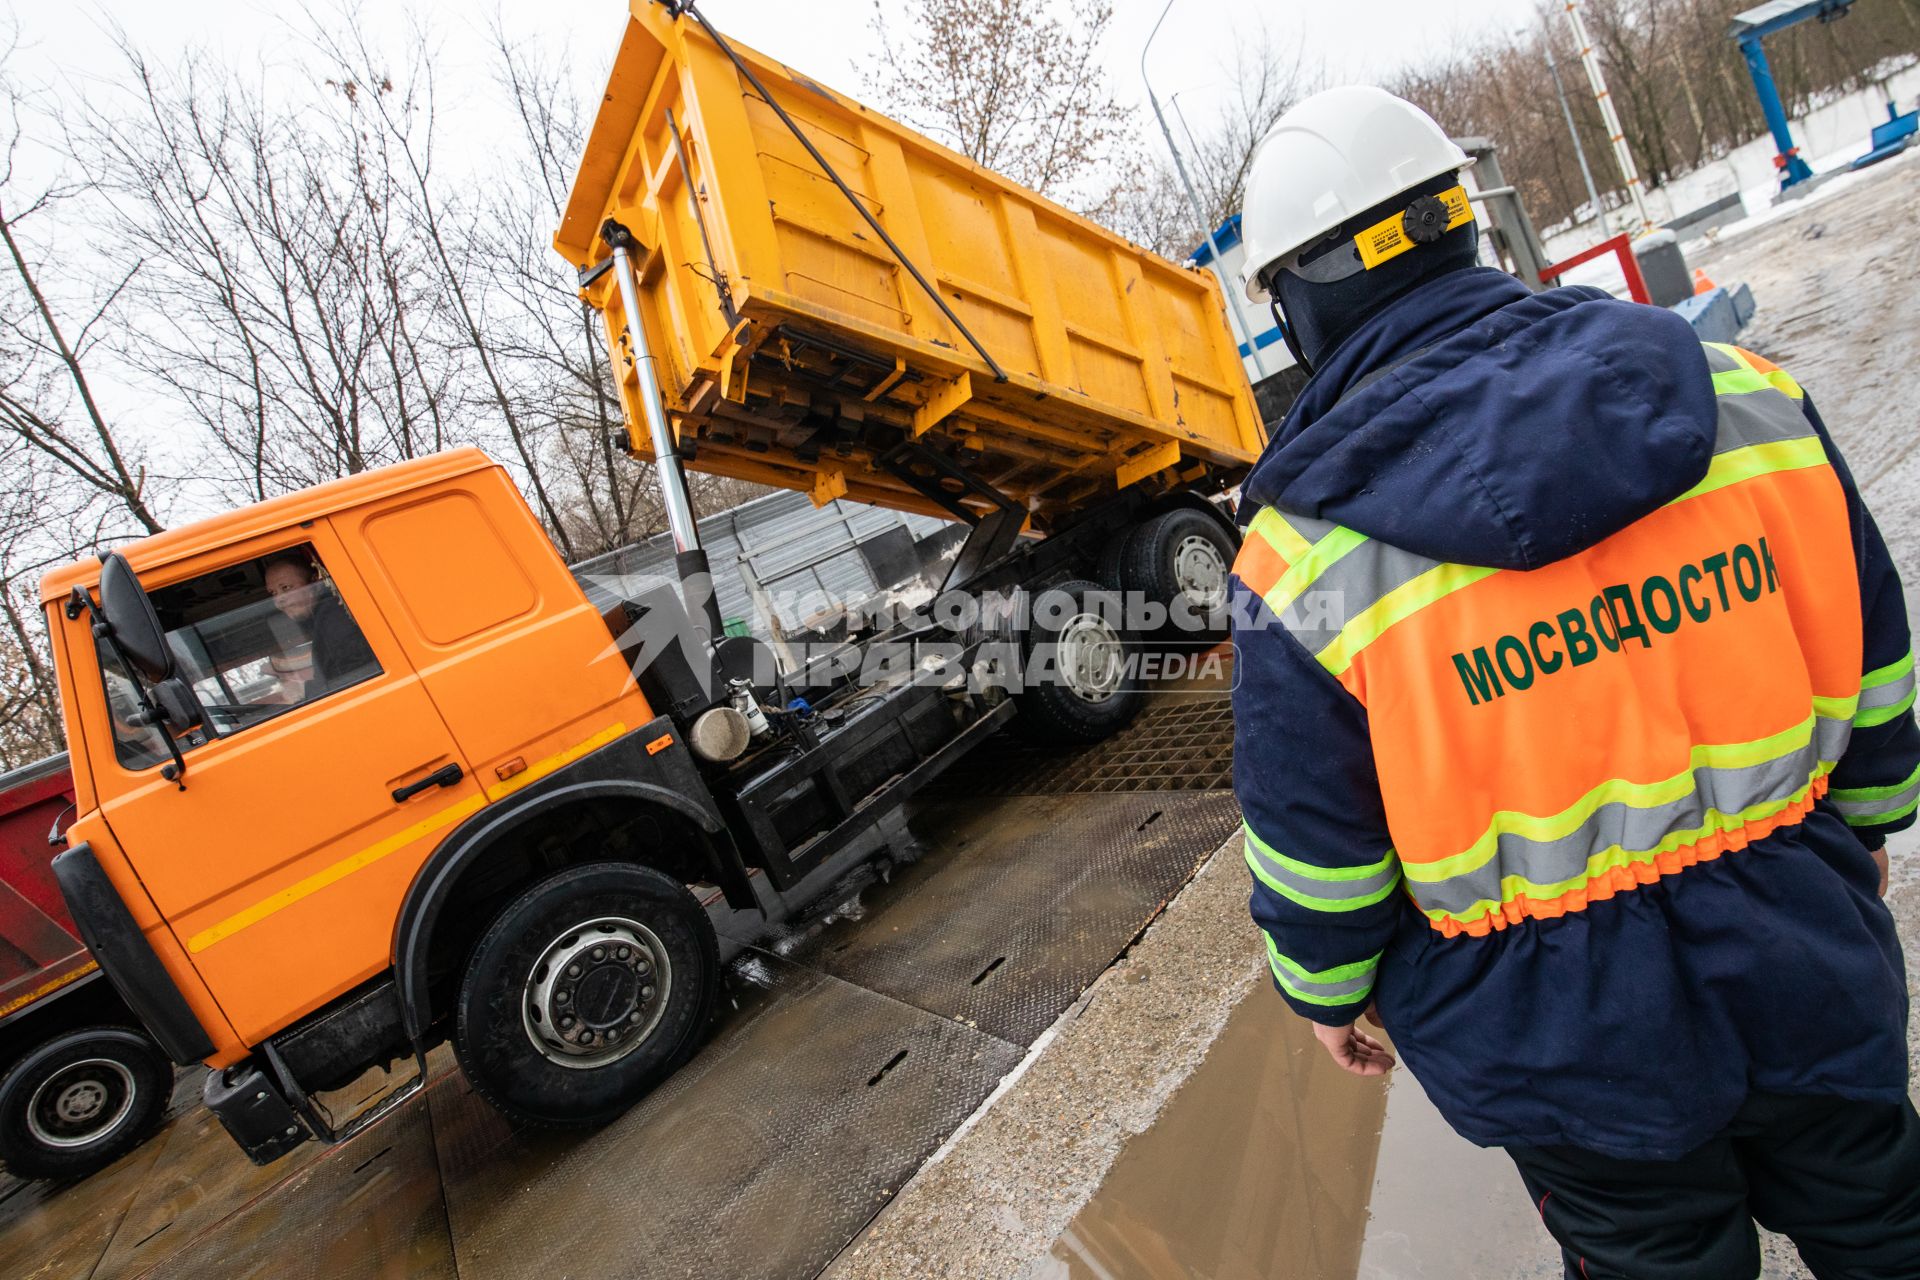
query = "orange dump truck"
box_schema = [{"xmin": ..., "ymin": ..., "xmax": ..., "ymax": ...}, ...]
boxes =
[{"xmin": 36, "ymin": 0, "xmax": 1264, "ymax": 1166}]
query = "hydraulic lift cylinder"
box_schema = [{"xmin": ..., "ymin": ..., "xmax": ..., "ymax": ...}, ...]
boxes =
[{"xmin": 603, "ymin": 220, "xmax": 725, "ymax": 646}]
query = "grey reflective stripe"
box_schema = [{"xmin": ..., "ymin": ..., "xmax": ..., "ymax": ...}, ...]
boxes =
[
  {"xmin": 1283, "ymin": 971, "xmax": 1373, "ymax": 1000},
  {"xmin": 1831, "ymin": 772, "xmax": 1920, "ymax": 824},
  {"xmin": 1270, "ymin": 959, "xmax": 1376, "ymax": 1003},
  {"xmin": 1859, "ymin": 668, "xmax": 1916, "ymax": 716},
  {"xmin": 1271, "ymin": 510, "xmax": 1341, "ymax": 547},
  {"xmin": 1244, "ymin": 836, "xmax": 1400, "ymax": 907},
  {"xmin": 1410, "ymin": 737, "xmax": 1825, "ymax": 917},
  {"xmin": 1713, "ymin": 389, "xmax": 1817, "ymax": 453},
  {"xmin": 1816, "ymin": 712, "xmax": 1853, "ymax": 764},
  {"xmin": 1701, "ymin": 343, "xmax": 1743, "ymax": 376},
  {"xmin": 1274, "ymin": 538, "xmax": 1445, "ymax": 656}
]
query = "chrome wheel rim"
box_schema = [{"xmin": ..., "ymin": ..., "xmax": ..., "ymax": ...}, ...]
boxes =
[
  {"xmin": 522, "ymin": 916, "xmax": 672, "ymax": 1070},
  {"xmin": 1056, "ymin": 612, "xmax": 1124, "ymax": 702},
  {"xmin": 28, "ymin": 1058, "xmax": 136, "ymax": 1148},
  {"xmin": 1172, "ymin": 534, "xmax": 1228, "ymax": 611}
]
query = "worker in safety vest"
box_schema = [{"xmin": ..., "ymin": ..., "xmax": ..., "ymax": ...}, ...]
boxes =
[{"xmin": 1230, "ymin": 86, "xmax": 1920, "ymax": 1278}]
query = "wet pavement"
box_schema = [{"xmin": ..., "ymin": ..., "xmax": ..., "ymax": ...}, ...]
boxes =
[{"xmin": 0, "ymin": 698, "xmax": 1242, "ymax": 1280}]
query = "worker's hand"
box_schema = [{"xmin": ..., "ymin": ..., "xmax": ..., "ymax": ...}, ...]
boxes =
[
  {"xmin": 1310, "ymin": 1011, "xmax": 1395, "ymax": 1077},
  {"xmin": 1872, "ymin": 847, "xmax": 1888, "ymax": 898}
]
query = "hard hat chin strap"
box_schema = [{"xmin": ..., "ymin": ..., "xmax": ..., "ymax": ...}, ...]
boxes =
[{"xmin": 1268, "ymin": 301, "xmax": 1314, "ymax": 376}]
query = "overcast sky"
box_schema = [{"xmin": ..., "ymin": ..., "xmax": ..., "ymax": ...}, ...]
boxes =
[{"xmin": 13, "ymin": 0, "xmax": 1549, "ymax": 166}]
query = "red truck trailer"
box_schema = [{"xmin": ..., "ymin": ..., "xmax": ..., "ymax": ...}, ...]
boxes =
[{"xmin": 0, "ymin": 755, "xmax": 172, "ymax": 1179}]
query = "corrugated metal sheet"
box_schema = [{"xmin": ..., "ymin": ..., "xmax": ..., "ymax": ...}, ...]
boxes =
[{"xmin": 570, "ymin": 491, "xmax": 952, "ymax": 666}]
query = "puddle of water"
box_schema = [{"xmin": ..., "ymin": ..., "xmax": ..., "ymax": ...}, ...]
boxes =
[
  {"xmin": 1037, "ymin": 991, "xmax": 1389, "ymax": 1280},
  {"xmin": 1356, "ymin": 1069, "xmax": 1558, "ymax": 1280},
  {"xmin": 1037, "ymin": 988, "xmax": 1561, "ymax": 1280}
]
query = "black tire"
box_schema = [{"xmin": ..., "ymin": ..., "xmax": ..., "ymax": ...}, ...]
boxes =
[
  {"xmin": 454, "ymin": 862, "xmax": 718, "ymax": 1129},
  {"xmin": 0, "ymin": 1026, "xmax": 172, "ymax": 1181},
  {"xmin": 1013, "ymin": 578, "xmax": 1144, "ymax": 745},
  {"xmin": 1117, "ymin": 507, "xmax": 1237, "ymax": 641}
]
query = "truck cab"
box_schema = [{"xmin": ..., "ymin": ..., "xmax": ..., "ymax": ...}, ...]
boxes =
[
  {"xmin": 40, "ymin": 446, "xmax": 1052, "ymax": 1164},
  {"xmin": 40, "ymin": 451, "xmax": 754, "ymax": 1159}
]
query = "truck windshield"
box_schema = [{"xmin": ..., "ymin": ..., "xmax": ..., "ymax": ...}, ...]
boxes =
[{"xmin": 96, "ymin": 541, "xmax": 383, "ymax": 770}]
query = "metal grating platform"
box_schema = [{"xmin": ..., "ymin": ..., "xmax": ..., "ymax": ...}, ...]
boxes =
[
  {"xmin": 806, "ymin": 789, "xmax": 1241, "ymax": 1044},
  {"xmin": 933, "ymin": 697, "xmax": 1235, "ymax": 797}
]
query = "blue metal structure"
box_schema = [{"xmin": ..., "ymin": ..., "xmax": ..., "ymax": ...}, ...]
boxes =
[
  {"xmin": 1728, "ymin": 0, "xmax": 1855, "ymax": 191},
  {"xmin": 1853, "ymin": 100, "xmax": 1918, "ymax": 169}
]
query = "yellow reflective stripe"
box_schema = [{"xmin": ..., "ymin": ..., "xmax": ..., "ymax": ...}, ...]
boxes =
[
  {"xmin": 1705, "ymin": 342, "xmax": 1804, "ymax": 401},
  {"xmin": 1422, "ymin": 768, "xmax": 1825, "ymax": 930},
  {"xmin": 1265, "ymin": 936, "xmax": 1380, "ymax": 1006},
  {"xmin": 0, "ymin": 960, "xmax": 98, "ymax": 1020},
  {"xmin": 1670, "ymin": 437, "xmax": 1827, "ymax": 505},
  {"xmin": 1316, "ymin": 562, "xmax": 1500, "ymax": 677},
  {"xmin": 1249, "ymin": 506, "xmax": 1312, "ymax": 566},
  {"xmin": 1864, "ymin": 653, "xmax": 1914, "ymax": 690},
  {"xmin": 1813, "ymin": 692, "xmax": 1862, "ymax": 723},
  {"xmin": 188, "ymin": 723, "xmax": 627, "ymax": 953},
  {"xmin": 1711, "ymin": 368, "xmax": 1774, "ymax": 397},
  {"xmin": 1403, "ymin": 714, "xmax": 1822, "ymax": 887},
  {"xmin": 1244, "ymin": 843, "xmax": 1402, "ymax": 913},
  {"xmin": 1832, "ymin": 761, "xmax": 1920, "ymax": 805},
  {"xmin": 187, "ymin": 792, "xmax": 485, "ymax": 953},
  {"xmin": 1857, "ymin": 689, "xmax": 1916, "ymax": 730},
  {"xmin": 1263, "ymin": 526, "xmax": 1367, "ymax": 618},
  {"xmin": 1243, "ymin": 824, "xmax": 1396, "ymax": 882}
]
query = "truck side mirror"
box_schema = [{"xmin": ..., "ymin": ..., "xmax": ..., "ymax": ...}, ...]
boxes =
[{"xmin": 98, "ymin": 552, "xmax": 173, "ymax": 684}]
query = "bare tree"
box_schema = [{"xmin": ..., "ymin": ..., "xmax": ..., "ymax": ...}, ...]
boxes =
[
  {"xmin": 1387, "ymin": 0, "xmax": 1920, "ymax": 234},
  {"xmin": 307, "ymin": 8, "xmax": 579, "ymax": 560},
  {"xmin": 866, "ymin": 0, "xmax": 1134, "ymax": 210},
  {"xmin": 0, "ymin": 41, "xmax": 161, "ymax": 538}
]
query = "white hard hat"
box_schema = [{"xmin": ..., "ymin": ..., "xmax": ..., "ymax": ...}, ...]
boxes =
[{"xmin": 1240, "ymin": 86, "xmax": 1472, "ymax": 302}]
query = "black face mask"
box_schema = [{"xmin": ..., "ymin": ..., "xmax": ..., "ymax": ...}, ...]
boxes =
[{"xmin": 1265, "ymin": 175, "xmax": 1481, "ymax": 375}]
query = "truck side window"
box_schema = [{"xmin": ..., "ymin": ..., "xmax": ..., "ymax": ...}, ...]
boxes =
[{"xmin": 95, "ymin": 543, "xmax": 384, "ymax": 769}]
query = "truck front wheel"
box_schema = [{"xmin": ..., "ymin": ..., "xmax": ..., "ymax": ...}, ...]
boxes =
[
  {"xmin": 0, "ymin": 1026, "xmax": 172, "ymax": 1180},
  {"xmin": 454, "ymin": 862, "xmax": 719, "ymax": 1129}
]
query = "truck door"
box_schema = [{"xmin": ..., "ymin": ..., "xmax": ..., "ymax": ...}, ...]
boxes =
[{"xmin": 86, "ymin": 527, "xmax": 481, "ymax": 1046}]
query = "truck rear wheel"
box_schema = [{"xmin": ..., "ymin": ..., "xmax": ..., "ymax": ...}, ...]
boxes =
[
  {"xmin": 1118, "ymin": 507, "xmax": 1236, "ymax": 640},
  {"xmin": 0, "ymin": 1026, "xmax": 171, "ymax": 1180},
  {"xmin": 454, "ymin": 862, "xmax": 718, "ymax": 1129},
  {"xmin": 1014, "ymin": 578, "xmax": 1143, "ymax": 745}
]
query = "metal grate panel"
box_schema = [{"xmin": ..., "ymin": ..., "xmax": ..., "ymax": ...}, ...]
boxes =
[
  {"xmin": 806, "ymin": 789, "xmax": 1240, "ymax": 1044},
  {"xmin": 934, "ymin": 697, "xmax": 1236, "ymax": 797}
]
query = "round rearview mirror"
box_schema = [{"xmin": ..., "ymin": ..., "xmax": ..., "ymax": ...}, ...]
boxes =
[{"xmin": 98, "ymin": 552, "xmax": 173, "ymax": 683}]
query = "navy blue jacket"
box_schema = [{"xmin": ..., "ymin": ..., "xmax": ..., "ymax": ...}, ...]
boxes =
[{"xmin": 1231, "ymin": 267, "xmax": 1917, "ymax": 1159}]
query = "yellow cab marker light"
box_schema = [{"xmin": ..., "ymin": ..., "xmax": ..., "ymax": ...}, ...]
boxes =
[
  {"xmin": 189, "ymin": 723, "xmax": 627, "ymax": 954},
  {"xmin": 484, "ymin": 723, "xmax": 627, "ymax": 802}
]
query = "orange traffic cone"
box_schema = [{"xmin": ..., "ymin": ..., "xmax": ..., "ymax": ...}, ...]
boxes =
[{"xmin": 1693, "ymin": 268, "xmax": 1716, "ymax": 295}]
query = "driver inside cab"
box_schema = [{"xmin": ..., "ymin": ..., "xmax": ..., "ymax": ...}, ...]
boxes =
[{"xmin": 261, "ymin": 553, "xmax": 377, "ymax": 699}]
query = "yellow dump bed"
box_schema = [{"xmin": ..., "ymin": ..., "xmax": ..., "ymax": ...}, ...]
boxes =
[{"xmin": 556, "ymin": 2, "xmax": 1263, "ymax": 527}]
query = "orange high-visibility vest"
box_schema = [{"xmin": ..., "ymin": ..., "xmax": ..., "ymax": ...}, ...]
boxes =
[{"xmin": 1233, "ymin": 343, "xmax": 1864, "ymax": 938}]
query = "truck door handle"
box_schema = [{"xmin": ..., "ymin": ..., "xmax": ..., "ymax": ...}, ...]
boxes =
[{"xmin": 392, "ymin": 763, "xmax": 463, "ymax": 804}]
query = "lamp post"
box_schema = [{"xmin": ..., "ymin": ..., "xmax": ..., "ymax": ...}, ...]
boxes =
[
  {"xmin": 1543, "ymin": 38, "xmax": 1604, "ymax": 229},
  {"xmin": 1141, "ymin": 0, "xmax": 1269, "ymax": 378}
]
